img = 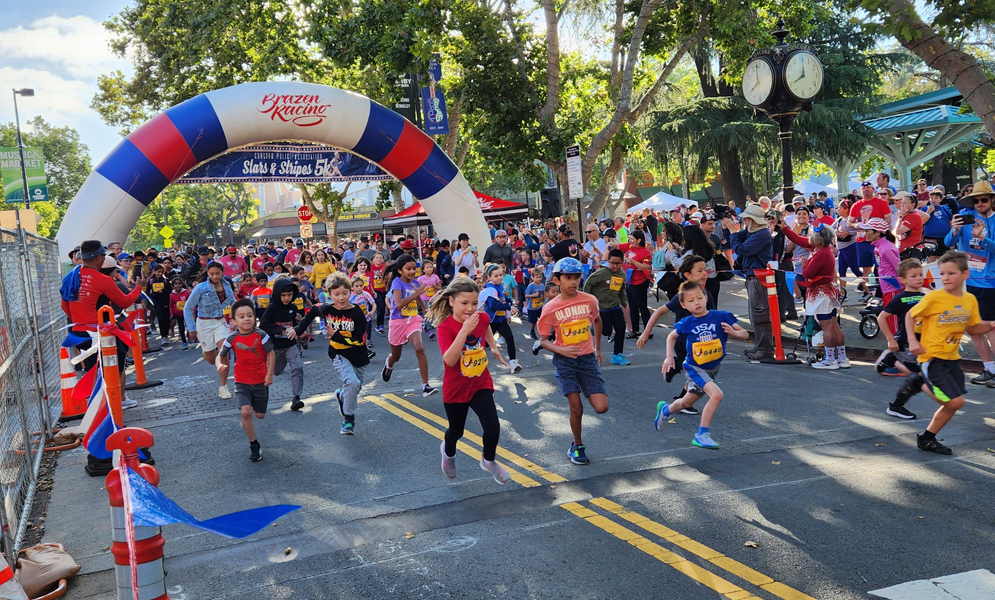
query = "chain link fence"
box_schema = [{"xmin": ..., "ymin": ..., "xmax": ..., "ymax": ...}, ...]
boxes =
[{"xmin": 0, "ymin": 225, "xmax": 62, "ymax": 557}]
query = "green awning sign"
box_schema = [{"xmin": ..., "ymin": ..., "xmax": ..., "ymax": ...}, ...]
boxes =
[{"xmin": 0, "ymin": 147, "xmax": 49, "ymax": 203}]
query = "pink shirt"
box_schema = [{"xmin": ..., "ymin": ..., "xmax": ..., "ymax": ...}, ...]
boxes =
[
  {"xmin": 218, "ymin": 255, "xmax": 248, "ymax": 278},
  {"xmin": 871, "ymin": 237, "xmax": 902, "ymax": 293},
  {"xmin": 536, "ymin": 292, "xmax": 600, "ymax": 357}
]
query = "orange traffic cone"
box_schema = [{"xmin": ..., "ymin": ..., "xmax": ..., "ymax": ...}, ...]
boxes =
[{"xmin": 60, "ymin": 348, "xmax": 87, "ymax": 420}]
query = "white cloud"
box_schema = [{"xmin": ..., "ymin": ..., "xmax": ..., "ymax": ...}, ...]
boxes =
[
  {"xmin": 0, "ymin": 15, "xmax": 129, "ymax": 79},
  {"xmin": 0, "ymin": 67, "xmax": 91, "ymax": 124}
]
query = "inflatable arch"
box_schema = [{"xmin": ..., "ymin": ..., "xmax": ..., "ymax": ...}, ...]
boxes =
[{"xmin": 56, "ymin": 82, "xmax": 490, "ymax": 256}]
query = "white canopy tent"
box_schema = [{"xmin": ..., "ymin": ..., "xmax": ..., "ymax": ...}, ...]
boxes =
[
  {"xmin": 793, "ymin": 180, "xmax": 839, "ymax": 197},
  {"xmin": 629, "ymin": 191, "xmax": 698, "ymax": 213}
]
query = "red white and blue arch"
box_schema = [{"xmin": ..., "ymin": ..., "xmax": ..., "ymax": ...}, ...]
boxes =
[{"xmin": 56, "ymin": 82, "xmax": 489, "ymax": 255}]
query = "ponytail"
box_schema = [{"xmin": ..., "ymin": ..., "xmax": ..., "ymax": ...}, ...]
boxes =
[{"xmin": 426, "ymin": 276, "xmax": 479, "ymax": 326}]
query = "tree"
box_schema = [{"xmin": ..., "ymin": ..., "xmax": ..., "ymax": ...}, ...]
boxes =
[
  {"xmin": 0, "ymin": 118, "xmax": 92, "ymax": 236},
  {"xmin": 298, "ymin": 182, "xmax": 353, "ymax": 247},
  {"xmin": 128, "ymin": 184, "xmax": 258, "ymax": 250}
]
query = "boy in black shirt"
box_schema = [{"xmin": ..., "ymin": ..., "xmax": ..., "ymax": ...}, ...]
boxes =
[
  {"xmin": 296, "ymin": 273, "xmax": 370, "ymax": 434},
  {"xmin": 878, "ymin": 259, "xmax": 927, "ymax": 420},
  {"xmin": 260, "ymin": 278, "xmax": 307, "ymax": 411}
]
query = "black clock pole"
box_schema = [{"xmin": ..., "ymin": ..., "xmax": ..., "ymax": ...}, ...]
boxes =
[{"xmin": 779, "ymin": 120, "xmax": 795, "ymax": 203}]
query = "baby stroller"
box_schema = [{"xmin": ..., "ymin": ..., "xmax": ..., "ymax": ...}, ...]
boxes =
[{"xmin": 790, "ymin": 315, "xmax": 825, "ymax": 364}]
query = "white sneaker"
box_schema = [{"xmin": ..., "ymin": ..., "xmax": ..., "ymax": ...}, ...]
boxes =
[
  {"xmin": 440, "ymin": 441, "xmax": 456, "ymax": 479},
  {"xmin": 219, "ymin": 385, "xmax": 232, "ymax": 399},
  {"xmin": 837, "ymin": 355, "xmax": 851, "ymax": 368},
  {"xmin": 812, "ymin": 359, "xmax": 839, "ymax": 370},
  {"xmin": 509, "ymin": 359, "xmax": 522, "ymax": 374},
  {"xmin": 122, "ymin": 399, "xmax": 138, "ymax": 409},
  {"xmin": 480, "ymin": 458, "xmax": 511, "ymax": 484}
]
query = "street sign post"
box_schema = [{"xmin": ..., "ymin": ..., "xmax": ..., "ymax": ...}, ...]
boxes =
[
  {"xmin": 297, "ymin": 205, "xmax": 313, "ymax": 222},
  {"xmin": 299, "ymin": 224, "xmax": 313, "ymax": 239},
  {"xmin": 566, "ymin": 144, "xmax": 584, "ymax": 228}
]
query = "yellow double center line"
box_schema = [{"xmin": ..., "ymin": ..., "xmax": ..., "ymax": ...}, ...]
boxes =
[{"xmin": 367, "ymin": 393, "xmax": 815, "ymax": 600}]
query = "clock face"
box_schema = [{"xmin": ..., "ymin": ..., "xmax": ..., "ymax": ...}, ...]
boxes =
[
  {"xmin": 742, "ymin": 58, "xmax": 775, "ymax": 107},
  {"xmin": 784, "ymin": 51, "xmax": 823, "ymax": 101}
]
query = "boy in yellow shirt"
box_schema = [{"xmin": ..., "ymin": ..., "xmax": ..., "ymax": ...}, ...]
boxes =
[{"xmin": 908, "ymin": 251, "xmax": 994, "ymax": 454}]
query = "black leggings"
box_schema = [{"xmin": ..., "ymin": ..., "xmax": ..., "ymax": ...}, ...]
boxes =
[
  {"xmin": 444, "ymin": 389, "xmax": 500, "ymax": 461},
  {"xmin": 155, "ymin": 305, "xmax": 170, "ymax": 339},
  {"xmin": 601, "ymin": 309, "xmax": 625, "ymax": 355},
  {"xmin": 490, "ymin": 319, "xmax": 516, "ymax": 360},
  {"xmin": 705, "ymin": 277, "xmax": 721, "ymax": 309},
  {"xmin": 173, "ymin": 315, "xmax": 187, "ymax": 344},
  {"xmin": 375, "ymin": 291, "xmax": 386, "ymax": 328},
  {"xmin": 626, "ymin": 279, "xmax": 651, "ymax": 333}
]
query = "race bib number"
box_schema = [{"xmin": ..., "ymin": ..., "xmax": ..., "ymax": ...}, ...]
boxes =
[
  {"xmin": 531, "ymin": 297, "xmax": 543, "ymax": 309},
  {"xmin": 294, "ymin": 298, "xmax": 304, "ymax": 310},
  {"xmin": 374, "ymin": 275, "xmax": 384, "ymax": 288},
  {"xmin": 425, "ymin": 287, "xmax": 436, "ymax": 297},
  {"xmin": 692, "ymin": 338, "xmax": 723, "ymax": 364},
  {"xmin": 256, "ymin": 297, "xmax": 269, "ymax": 308},
  {"xmin": 560, "ymin": 319, "xmax": 591, "ymax": 345},
  {"xmin": 609, "ymin": 276, "xmax": 624, "ymax": 292},
  {"xmin": 460, "ymin": 347, "xmax": 488, "ymax": 378},
  {"xmin": 176, "ymin": 301, "xmax": 186, "ymax": 310},
  {"xmin": 152, "ymin": 282, "xmax": 164, "ymax": 293},
  {"xmin": 495, "ymin": 310, "xmax": 506, "ymax": 318},
  {"xmin": 968, "ymin": 254, "xmax": 987, "ymax": 272},
  {"xmin": 401, "ymin": 302, "xmax": 418, "ymax": 317},
  {"xmin": 223, "ymin": 306, "xmax": 231, "ymax": 317}
]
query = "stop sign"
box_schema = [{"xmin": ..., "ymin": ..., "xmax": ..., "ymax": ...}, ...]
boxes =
[{"xmin": 297, "ymin": 205, "xmax": 313, "ymax": 222}]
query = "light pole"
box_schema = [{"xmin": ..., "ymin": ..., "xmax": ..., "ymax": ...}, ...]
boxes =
[
  {"xmin": 230, "ymin": 222, "xmax": 241, "ymax": 244},
  {"xmin": 12, "ymin": 88, "xmax": 35, "ymax": 210}
]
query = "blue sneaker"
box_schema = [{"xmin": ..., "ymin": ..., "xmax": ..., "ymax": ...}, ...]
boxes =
[
  {"xmin": 611, "ymin": 354, "xmax": 631, "ymax": 365},
  {"xmin": 692, "ymin": 432, "xmax": 719, "ymax": 449},
  {"xmin": 340, "ymin": 420, "xmax": 354, "ymax": 435},
  {"xmin": 654, "ymin": 401, "xmax": 670, "ymax": 431},
  {"xmin": 568, "ymin": 443, "xmax": 589, "ymax": 465}
]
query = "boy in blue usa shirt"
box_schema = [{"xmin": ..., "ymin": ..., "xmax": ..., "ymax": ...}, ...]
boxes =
[{"xmin": 654, "ymin": 281, "xmax": 748, "ymax": 449}]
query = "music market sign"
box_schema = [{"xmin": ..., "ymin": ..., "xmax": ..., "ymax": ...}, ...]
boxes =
[
  {"xmin": 0, "ymin": 147, "xmax": 49, "ymax": 202},
  {"xmin": 177, "ymin": 144, "xmax": 393, "ymax": 185}
]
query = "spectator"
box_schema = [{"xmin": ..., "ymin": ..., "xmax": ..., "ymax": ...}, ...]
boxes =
[
  {"xmin": 483, "ymin": 229, "xmax": 515, "ymax": 272},
  {"xmin": 730, "ymin": 205, "xmax": 775, "ymax": 360}
]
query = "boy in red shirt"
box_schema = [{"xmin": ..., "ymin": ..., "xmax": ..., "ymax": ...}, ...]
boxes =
[
  {"xmin": 537, "ymin": 257, "xmax": 608, "ymax": 465},
  {"xmin": 251, "ymin": 272, "xmax": 272, "ymax": 320},
  {"xmin": 169, "ymin": 277, "xmax": 191, "ymax": 350},
  {"xmin": 218, "ymin": 299, "xmax": 275, "ymax": 462}
]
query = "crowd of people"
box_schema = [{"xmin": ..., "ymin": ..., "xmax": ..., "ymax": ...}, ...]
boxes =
[{"xmin": 60, "ymin": 172, "xmax": 995, "ymax": 466}]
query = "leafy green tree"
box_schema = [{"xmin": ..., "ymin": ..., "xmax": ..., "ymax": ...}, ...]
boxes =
[
  {"xmin": 0, "ymin": 118, "xmax": 92, "ymax": 236},
  {"xmin": 128, "ymin": 184, "xmax": 258, "ymax": 251}
]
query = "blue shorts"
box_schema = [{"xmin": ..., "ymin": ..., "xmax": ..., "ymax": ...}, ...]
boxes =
[
  {"xmin": 528, "ymin": 308, "xmax": 542, "ymax": 324},
  {"xmin": 838, "ymin": 244, "xmax": 860, "ymax": 279},
  {"xmin": 552, "ymin": 353, "xmax": 606, "ymax": 397},
  {"xmin": 856, "ymin": 241, "xmax": 876, "ymax": 268},
  {"xmin": 684, "ymin": 364, "xmax": 718, "ymax": 395}
]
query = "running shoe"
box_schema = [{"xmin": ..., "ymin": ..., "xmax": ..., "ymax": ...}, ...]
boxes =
[
  {"xmin": 917, "ymin": 434, "xmax": 952, "ymax": 455},
  {"xmin": 812, "ymin": 359, "xmax": 839, "ymax": 370},
  {"xmin": 122, "ymin": 399, "xmax": 138, "ymax": 409},
  {"xmin": 664, "ymin": 364, "xmax": 679, "ymax": 383},
  {"xmin": 340, "ymin": 420, "xmax": 355, "ymax": 435},
  {"xmin": 381, "ymin": 358, "xmax": 393, "ymax": 382},
  {"xmin": 423, "ymin": 384, "xmax": 438, "ymax": 397},
  {"xmin": 530, "ymin": 330, "xmax": 537, "ymax": 340},
  {"xmin": 509, "ymin": 359, "xmax": 523, "ymax": 374},
  {"xmin": 290, "ymin": 395, "xmax": 304, "ymax": 411},
  {"xmin": 376, "ymin": 326, "xmax": 386, "ymax": 336},
  {"xmin": 879, "ymin": 367, "xmax": 902, "ymax": 377},
  {"xmin": 161, "ymin": 339, "xmax": 171, "ymax": 345},
  {"xmin": 181, "ymin": 342, "xmax": 188, "ymax": 350},
  {"xmin": 249, "ymin": 440, "xmax": 262, "ymax": 462},
  {"xmin": 611, "ymin": 354, "xmax": 630, "ymax": 365},
  {"xmin": 480, "ymin": 458, "xmax": 511, "ymax": 484},
  {"xmin": 532, "ymin": 340, "xmax": 542, "ymax": 356},
  {"xmin": 837, "ymin": 356, "xmax": 851, "ymax": 369},
  {"xmin": 625, "ymin": 331, "xmax": 640, "ymax": 339},
  {"xmin": 367, "ymin": 349, "xmax": 377, "ymax": 360},
  {"xmin": 654, "ymin": 401, "xmax": 670, "ymax": 431},
  {"xmin": 743, "ymin": 349, "xmax": 766, "ymax": 361},
  {"xmin": 335, "ymin": 388, "xmax": 344, "ymax": 417},
  {"xmin": 219, "ymin": 385, "xmax": 232, "ymax": 399},
  {"xmin": 428, "ymin": 331, "xmax": 437, "ymax": 340},
  {"xmin": 692, "ymin": 432, "xmax": 719, "ymax": 449},
  {"xmin": 886, "ymin": 404, "xmax": 916, "ymax": 420},
  {"xmin": 607, "ymin": 333, "xmax": 615, "ymax": 345},
  {"xmin": 440, "ymin": 441, "xmax": 456, "ymax": 478},
  {"xmin": 568, "ymin": 443, "xmax": 590, "ymax": 465},
  {"xmin": 680, "ymin": 406, "xmax": 700, "ymax": 415},
  {"xmin": 970, "ymin": 370, "xmax": 995, "ymax": 385}
]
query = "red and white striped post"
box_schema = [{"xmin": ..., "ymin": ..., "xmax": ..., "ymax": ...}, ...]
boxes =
[
  {"xmin": 59, "ymin": 347, "xmax": 87, "ymax": 419},
  {"xmin": 755, "ymin": 268, "xmax": 800, "ymax": 365},
  {"xmin": 105, "ymin": 428, "xmax": 168, "ymax": 600}
]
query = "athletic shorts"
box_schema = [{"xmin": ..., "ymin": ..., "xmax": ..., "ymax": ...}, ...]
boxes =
[
  {"xmin": 685, "ymin": 365, "xmax": 718, "ymax": 396},
  {"xmin": 967, "ymin": 286, "xmax": 995, "ymax": 321},
  {"xmin": 552, "ymin": 353, "xmax": 606, "ymax": 397},
  {"xmin": 388, "ymin": 316, "xmax": 424, "ymax": 347},
  {"xmin": 922, "ymin": 358, "xmax": 966, "ymax": 403},
  {"xmin": 196, "ymin": 318, "xmax": 230, "ymax": 352},
  {"xmin": 816, "ymin": 309, "xmax": 838, "ymax": 321},
  {"xmin": 528, "ymin": 308, "xmax": 542, "ymax": 324},
  {"xmin": 838, "ymin": 244, "xmax": 861, "ymax": 280},
  {"xmin": 855, "ymin": 241, "xmax": 876, "ymax": 268},
  {"xmin": 235, "ymin": 382, "xmax": 269, "ymax": 413}
]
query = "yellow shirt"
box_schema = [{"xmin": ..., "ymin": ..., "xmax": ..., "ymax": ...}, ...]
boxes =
[
  {"xmin": 309, "ymin": 261, "xmax": 335, "ymax": 286},
  {"xmin": 909, "ymin": 289, "xmax": 981, "ymax": 362}
]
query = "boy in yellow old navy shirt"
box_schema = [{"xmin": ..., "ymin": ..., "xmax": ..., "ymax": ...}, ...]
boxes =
[{"xmin": 907, "ymin": 251, "xmax": 994, "ymax": 455}]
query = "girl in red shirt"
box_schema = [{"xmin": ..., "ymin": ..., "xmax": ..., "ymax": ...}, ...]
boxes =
[
  {"xmin": 169, "ymin": 277, "xmax": 192, "ymax": 349},
  {"xmin": 616, "ymin": 230, "xmax": 653, "ymax": 338},
  {"xmin": 370, "ymin": 252, "xmax": 388, "ymax": 335},
  {"xmin": 427, "ymin": 276, "xmax": 511, "ymax": 484}
]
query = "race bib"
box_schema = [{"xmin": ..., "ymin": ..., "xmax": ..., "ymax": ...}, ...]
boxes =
[
  {"xmin": 531, "ymin": 297, "xmax": 543, "ymax": 309},
  {"xmin": 460, "ymin": 347, "xmax": 488, "ymax": 378},
  {"xmin": 223, "ymin": 306, "xmax": 231, "ymax": 317},
  {"xmin": 294, "ymin": 298, "xmax": 304, "ymax": 310},
  {"xmin": 401, "ymin": 302, "xmax": 418, "ymax": 317},
  {"xmin": 495, "ymin": 310, "xmax": 506, "ymax": 318},
  {"xmin": 176, "ymin": 301, "xmax": 186, "ymax": 310},
  {"xmin": 256, "ymin": 297, "xmax": 269, "ymax": 308},
  {"xmin": 374, "ymin": 275, "xmax": 384, "ymax": 288},
  {"xmin": 560, "ymin": 319, "xmax": 591, "ymax": 345},
  {"xmin": 692, "ymin": 338, "xmax": 723, "ymax": 364},
  {"xmin": 609, "ymin": 276, "xmax": 624, "ymax": 291},
  {"xmin": 968, "ymin": 254, "xmax": 987, "ymax": 272},
  {"xmin": 425, "ymin": 287, "xmax": 436, "ymax": 297},
  {"xmin": 152, "ymin": 282, "xmax": 164, "ymax": 293}
]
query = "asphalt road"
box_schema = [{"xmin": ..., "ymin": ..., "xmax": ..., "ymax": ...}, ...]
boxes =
[{"xmin": 51, "ymin": 307, "xmax": 995, "ymax": 600}]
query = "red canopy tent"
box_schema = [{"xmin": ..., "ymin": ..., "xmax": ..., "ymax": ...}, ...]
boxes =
[{"xmin": 382, "ymin": 191, "xmax": 528, "ymax": 228}]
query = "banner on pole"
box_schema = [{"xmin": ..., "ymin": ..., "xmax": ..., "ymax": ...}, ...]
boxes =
[
  {"xmin": 0, "ymin": 146, "xmax": 49, "ymax": 202},
  {"xmin": 176, "ymin": 144, "xmax": 392, "ymax": 185},
  {"xmin": 420, "ymin": 56, "xmax": 450, "ymax": 135}
]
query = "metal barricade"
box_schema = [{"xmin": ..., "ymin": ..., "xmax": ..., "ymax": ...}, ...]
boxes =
[{"xmin": 0, "ymin": 225, "xmax": 63, "ymax": 559}]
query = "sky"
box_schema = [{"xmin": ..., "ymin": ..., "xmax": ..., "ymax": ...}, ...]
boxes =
[{"xmin": 0, "ymin": 0, "xmax": 132, "ymax": 164}]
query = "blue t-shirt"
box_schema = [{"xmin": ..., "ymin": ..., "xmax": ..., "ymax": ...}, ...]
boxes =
[
  {"xmin": 502, "ymin": 274, "xmax": 516, "ymax": 300},
  {"xmin": 525, "ymin": 283, "xmax": 544, "ymax": 311},
  {"xmin": 674, "ymin": 310, "xmax": 737, "ymax": 371},
  {"xmin": 920, "ymin": 204, "xmax": 952, "ymax": 239},
  {"xmin": 389, "ymin": 277, "xmax": 419, "ymax": 320}
]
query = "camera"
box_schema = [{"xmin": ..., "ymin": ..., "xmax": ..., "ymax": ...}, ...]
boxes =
[{"xmin": 713, "ymin": 204, "xmax": 734, "ymax": 220}]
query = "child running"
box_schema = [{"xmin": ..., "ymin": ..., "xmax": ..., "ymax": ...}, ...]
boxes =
[
  {"xmin": 217, "ymin": 299, "xmax": 275, "ymax": 462},
  {"xmin": 428, "ymin": 276, "xmax": 511, "ymax": 483},
  {"xmin": 584, "ymin": 248, "xmax": 630, "ymax": 365},
  {"xmin": 296, "ymin": 273, "xmax": 371, "ymax": 434},
  {"xmin": 876, "ymin": 259, "xmax": 926, "ymax": 382},
  {"xmin": 905, "ymin": 252, "xmax": 994, "ymax": 454},
  {"xmin": 655, "ymin": 281, "xmax": 749, "ymax": 449},
  {"xmin": 259, "ymin": 278, "xmax": 307, "ymax": 411},
  {"xmin": 382, "ymin": 254, "xmax": 437, "ymax": 396},
  {"xmin": 479, "ymin": 264, "xmax": 523, "ymax": 373},
  {"xmin": 350, "ymin": 275, "xmax": 377, "ymax": 356},
  {"xmin": 168, "ymin": 277, "xmax": 190, "ymax": 350},
  {"xmin": 524, "ymin": 267, "xmax": 545, "ymax": 340},
  {"xmin": 537, "ymin": 257, "xmax": 608, "ymax": 465},
  {"xmin": 417, "ymin": 260, "xmax": 442, "ymax": 340}
]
